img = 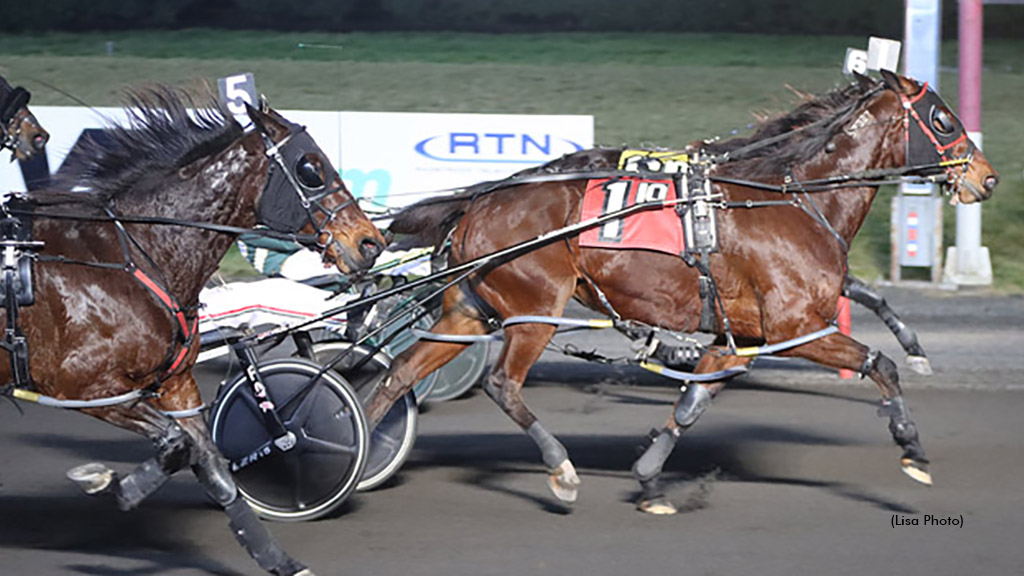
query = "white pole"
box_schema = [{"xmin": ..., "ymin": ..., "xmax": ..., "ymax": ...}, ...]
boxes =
[{"xmin": 944, "ymin": 0, "xmax": 992, "ymax": 285}]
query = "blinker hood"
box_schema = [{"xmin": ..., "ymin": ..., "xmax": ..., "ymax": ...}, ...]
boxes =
[
  {"xmin": 258, "ymin": 128, "xmax": 339, "ymax": 233},
  {"xmin": 905, "ymin": 86, "xmax": 974, "ymax": 170},
  {"xmin": 0, "ymin": 87, "xmax": 30, "ymax": 125}
]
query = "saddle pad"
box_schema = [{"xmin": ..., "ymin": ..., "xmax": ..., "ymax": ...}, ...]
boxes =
[{"xmin": 579, "ymin": 177, "xmax": 684, "ymax": 255}]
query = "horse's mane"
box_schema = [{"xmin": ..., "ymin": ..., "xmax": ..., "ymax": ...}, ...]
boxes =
[
  {"xmin": 35, "ymin": 85, "xmax": 243, "ymax": 206},
  {"xmin": 704, "ymin": 79, "xmax": 881, "ymax": 177}
]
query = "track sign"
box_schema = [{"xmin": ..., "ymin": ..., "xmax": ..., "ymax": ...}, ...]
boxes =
[
  {"xmin": 218, "ymin": 73, "xmax": 257, "ymax": 127},
  {"xmin": 844, "ymin": 48, "xmax": 869, "ymax": 76},
  {"xmin": 867, "ymin": 37, "xmax": 901, "ymax": 72},
  {"xmin": 844, "ymin": 38, "xmax": 901, "ymax": 76}
]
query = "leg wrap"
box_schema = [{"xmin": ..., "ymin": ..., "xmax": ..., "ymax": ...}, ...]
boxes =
[
  {"xmin": 114, "ymin": 422, "xmax": 192, "ymax": 511},
  {"xmin": 193, "ymin": 447, "xmax": 239, "ymax": 505},
  {"xmin": 526, "ymin": 421, "xmax": 568, "ymax": 469},
  {"xmin": 860, "ymin": 349, "xmax": 881, "ymax": 378},
  {"xmin": 844, "ymin": 277, "xmax": 925, "ymax": 358},
  {"xmin": 632, "ymin": 428, "xmax": 680, "ymax": 482},
  {"xmin": 674, "ymin": 384, "xmax": 712, "ymax": 429},
  {"xmin": 225, "ymin": 497, "xmax": 307, "ymax": 576},
  {"xmin": 116, "ymin": 458, "xmax": 171, "ymax": 511},
  {"xmin": 154, "ymin": 422, "xmax": 193, "ymax": 472},
  {"xmin": 877, "ymin": 395, "xmax": 928, "ymax": 462}
]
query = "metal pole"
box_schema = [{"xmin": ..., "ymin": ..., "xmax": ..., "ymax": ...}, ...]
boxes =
[{"xmin": 944, "ymin": 0, "xmax": 992, "ymax": 285}]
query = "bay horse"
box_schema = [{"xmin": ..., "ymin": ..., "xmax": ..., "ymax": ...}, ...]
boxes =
[
  {"xmin": 1, "ymin": 87, "xmax": 384, "ymax": 574},
  {"xmin": 0, "ymin": 73, "xmax": 49, "ymax": 161},
  {"xmin": 370, "ymin": 71, "xmax": 999, "ymax": 514}
]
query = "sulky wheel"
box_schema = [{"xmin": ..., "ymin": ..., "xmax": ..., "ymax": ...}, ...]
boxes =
[
  {"xmin": 427, "ymin": 340, "xmax": 491, "ymax": 403},
  {"xmin": 209, "ymin": 358, "xmax": 368, "ymax": 522},
  {"xmin": 308, "ymin": 341, "xmax": 419, "ymax": 492},
  {"xmin": 374, "ymin": 305, "xmax": 440, "ymax": 403}
]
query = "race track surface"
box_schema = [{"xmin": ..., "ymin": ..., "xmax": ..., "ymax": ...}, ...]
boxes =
[{"xmin": 1, "ymin": 286, "xmax": 1022, "ymax": 575}]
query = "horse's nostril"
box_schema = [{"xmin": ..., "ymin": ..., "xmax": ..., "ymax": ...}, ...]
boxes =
[
  {"xmin": 983, "ymin": 175, "xmax": 998, "ymax": 193},
  {"xmin": 360, "ymin": 237, "xmax": 383, "ymax": 260}
]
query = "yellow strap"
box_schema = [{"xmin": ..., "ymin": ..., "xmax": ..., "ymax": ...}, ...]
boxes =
[
  {"xmin": 939, "ymin": 158, "xmax": 970, "ymax": 167},
  {"xmin": 12, "ymin": 388, "xmax": 39, "ymax": 403},
  {"xmin": 638, "ymin": 361, "xmax": 664, "ymax": 374},
  {"xmin": 734, "ymin": 346, "xmax": 760, "ymax": 357},
  {"xmin": 588, "ymin": 319, "xmax": 615, "ymax": 328}
]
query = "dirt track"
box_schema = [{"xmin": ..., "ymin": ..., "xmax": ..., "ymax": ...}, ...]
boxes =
[{"xmin": 1, "ymin": 285, "xmax": 1022, "ymax": 575}]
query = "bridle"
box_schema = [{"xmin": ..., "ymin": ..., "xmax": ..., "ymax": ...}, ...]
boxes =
[
  {"xmin": 257, "ymin": 124, "xmax": 357, "ymax": 266},
  {"xmin": 0, "ymin": 85, "xmax": 40, "ymax": 158},
  {"xmin": 897, "ymin": 81, "xmax": 977, "ymax": 200}
]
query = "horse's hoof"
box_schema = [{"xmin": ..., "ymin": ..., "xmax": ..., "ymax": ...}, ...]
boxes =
[
  {"xmin": 67, "ymin": 463, "xmax": 116, "ymax": 495},
  {"xmin": 901, "ymin": 458, "xmax": 933, "ymax": 486},
  {"xmin": 547, "ymin": 459, "xmax": 581, "ymax": 503},
  {"xmin": 906, "ymin": 355, "xmax": 933, "ymax": 376},
  {"xmin": 294, "ymin": 570, "xmax": 316, "ymax": 576},
  {"xmin": 637, "ymin": 496, "xmax": 678, "ymax": 515}
]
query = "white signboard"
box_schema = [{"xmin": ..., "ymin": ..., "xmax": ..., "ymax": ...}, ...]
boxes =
[
  {"xmin": 0, "ymin": 107, "xmax": 593, "ymax": 213},
  {"xmin": 338, "ymin": 111, "xmax": 592, "ymax": 211}
]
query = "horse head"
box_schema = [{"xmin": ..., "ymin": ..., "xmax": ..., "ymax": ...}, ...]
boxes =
[
  {"xmin": 877, "ymin": 69, "xmax": 998, "ymax": 204},
  {"xmin": 0, "ymin": 76, "xmax": 49, "ymax": 161},
  {"xmin": 247, "ymin": 101, "xmax": 385, "ymax": 274}
]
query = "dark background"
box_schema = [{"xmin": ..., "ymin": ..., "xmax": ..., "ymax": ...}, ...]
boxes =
[{"xmin": 3, "ymin": 0, "xmax": 1023, "ymax": 37}]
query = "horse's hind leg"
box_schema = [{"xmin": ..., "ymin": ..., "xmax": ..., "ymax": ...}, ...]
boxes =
[
  {"xmin": 632, "ymin": 352, "xmax": 750, "ymax": 515},
  {"xmin": 487, "ymin": 322, "xmax": 581, "ymax": 503},
  {"xmin": 843, "ymin": 275, "xmax": 931, "ymax": 375},
  {"xmin": 778, "ymin": 329, "xmax": 931, "ymax": 485},
  {"xmin": 177, "ymin": 415, "xmax": 312, "ymax": 576}
]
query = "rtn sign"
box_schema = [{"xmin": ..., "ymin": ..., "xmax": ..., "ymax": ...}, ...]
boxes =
[{"xmin": 415, "ymin": 132, "xmax": 585, "ymax": 164}]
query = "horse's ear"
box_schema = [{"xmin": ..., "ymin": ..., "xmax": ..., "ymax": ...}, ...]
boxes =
[
  {"xmin": 245, "ymin": 99, "xmax": 291, "ymax": 140},
  {"xmin": 878, "ymin": 69, "xmax": 915, "ymax": 94},
  {"xmin": 853, "ymin": 71, "xmax": 876, "ymax": 92},
  {"xmin": 245, "ymin": 102, "xmax": 268, "ymax": 134}
]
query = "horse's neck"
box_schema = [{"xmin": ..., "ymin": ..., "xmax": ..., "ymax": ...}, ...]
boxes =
[
  {"xmin": 790, "ymin": 119, "xmax": 901, "ymax": 246},
  {"xmin": 116, "ymin": 135, "xmax": 268, "ymax": 304}
]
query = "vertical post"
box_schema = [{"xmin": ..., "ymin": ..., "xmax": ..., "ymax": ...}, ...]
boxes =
[
  {"xmin": 901, "ymin": 0, "xmax": 942, "ymax": 282},
  {"xmin": 837, "ymin": 297, "xmax": 854, "ymax": 380},
  {"xmin": 943, "ymin": 0, "xmax": 992, "ymax": 285}
]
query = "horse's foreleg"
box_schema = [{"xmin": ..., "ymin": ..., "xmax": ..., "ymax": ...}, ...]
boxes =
[
  {"xmin": 68, "ymin": 402, "xmax": 194, "ymax": 511},
  {"xmin": 632, "ymin": 352, "xmax": 748, "ymax": 515},
  {"xmin": 364, "ymin": 303, "xmax": 487, "ymax": 426},
  {"xmin": 488, "ymin": 323, "xmax": 580, "ymax": 503},
  {"xmin": 843, "ymin": 275, "xmax": 931, "ymax": 375},
  {"xmin": 177, "ymin": 415, "xmax": 313, "ymax": 576},
  {"xmin": 779, "ymin": 329, "xmax": 931, "ymax": 486}
]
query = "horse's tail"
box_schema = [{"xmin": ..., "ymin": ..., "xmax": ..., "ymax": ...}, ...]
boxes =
[{"xmin": 387, "ymin": 195, "xmax": 471, "ymax": 250}]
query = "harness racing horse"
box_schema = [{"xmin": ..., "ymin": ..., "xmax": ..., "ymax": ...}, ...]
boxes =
[
  {"xmin": 0, "ymin": 73, "xmax": 49, "ymax": 161},
  {"xmin": 371, "ymin": 71, "xmax": 999, "ymax": 514},
  {"xmin": 1, "ymin": 87, "xmax": 385, "ymax": 574},
  {"xmin": 521, "ymin": 153, "xmax": 933, "ymax": 377}
]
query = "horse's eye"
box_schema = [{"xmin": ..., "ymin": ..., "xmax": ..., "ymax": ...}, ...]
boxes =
[
  {"xmin": 294, "ymin": 156, "xmax": 324, "ymax": 189},
  {"xmin": 930, "ymin": 107, "xmax": 956, "ymax": 136}
]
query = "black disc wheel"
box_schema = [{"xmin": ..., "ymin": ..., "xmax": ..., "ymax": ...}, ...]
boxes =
[
  {"xmin": 308, "ymin": 341, "xmax": 419, "ymax": 492},
  {"xmin": 209, "ymin": 359, "xmax": 368, "ymax": 522}
]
